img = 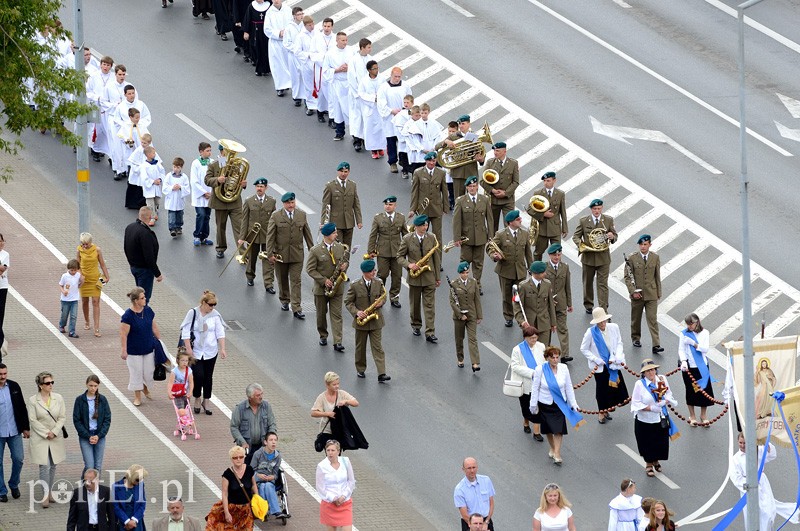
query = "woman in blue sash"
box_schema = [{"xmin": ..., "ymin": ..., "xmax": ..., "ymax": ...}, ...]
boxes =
[
  {"xmin": 677, "ymin": 313, "xmax": 715, "ymax": 426},
  {"xmin": 530, "ymin": 346, "xmax": 581, "ymax": 465},
  {"xmin": 510, "ymin": 325, "xmax": 546, "ymax": 441},
  {"xmin": 580, "ymin": 308, "xmax": 629, "ymax": 424},
  {"xmin": 631, "ymin": 359, "xmax": 678, "ymax": 477}
]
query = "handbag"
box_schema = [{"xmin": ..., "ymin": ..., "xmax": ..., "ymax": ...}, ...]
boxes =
[
  {"xmin": 171, "ymin": 367, "xmax": 189, "ymax": 397},
  {"xmin": 153, "ymin": 363, "xmax": 166, "ymax": 381},
  {"xmin": 314, "ymin": 418, "xmax": 334, "ymax": 452},
  {"xmin": 177, "ymin": 309, "xmax": 197, "ymax": 350},
  {"xmin": 231, "ymin": 466, "xmax": 268, "ymax": 521},
  {"xmin": 42, "ymin": 403, "xmax": 69, "ymax": 439},
  {"xmin": 502, "ymin": 364, "xmax": 523, "ymax": 397}
]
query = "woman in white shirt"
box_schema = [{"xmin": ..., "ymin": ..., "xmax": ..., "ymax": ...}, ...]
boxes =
[
  {"xmin": 608, "ymin": 478, "xmax": 643, "ymax": 531},
  {"xmin": 533, "ymin": 483, "xmax": 575, "ymax": 531},
  {"xmin": 677, "ymin": 313, "xmax": 715, "ymax": 426},
  {"xmin": 180, "ymin": 290, "xmax": 227, "ymax": 416},
  {"xmin": 530, "ymin": 346, "xmax": 580, "ymax": 465},
  {"xmin": 510, "ymin": 325, "xmax": 546, "ymax": 441},
  {"xmin": 581, "ymin": 307, "xmax": 629, "ymax": 424},
  {"xmin": 316, "ymin": 439, "xmax": 356, "ymax": 531},
  {"xmin": 631, "ymin": 359, "xmax": 677, "ymax": 477}
]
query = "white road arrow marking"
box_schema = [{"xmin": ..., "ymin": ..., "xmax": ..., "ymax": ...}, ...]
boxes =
[
  {"xmin": 775, "ymin": 121, "xmax": 800, "ymax": 143},
  {"xmin": 439, "ymin": 0, "xmax": 475, "ymax": 17},
  {"xmin": 777, "ymin": 93, "xmax": 800, "ymax": 119},
  {"xmin": 590, "ymin": 116, "xmax": 723, "ymax": 174}
]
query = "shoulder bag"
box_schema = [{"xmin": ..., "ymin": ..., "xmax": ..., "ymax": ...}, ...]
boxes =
[
  {"xmin": 170, "ymin": 367, "xmax": 189, "ymax": 397},
  {"xmin": 41, "ymin": 402, "xmax": 68, "ymax": 439},
  {"xmin": 230, "ymin": 466, "xmax": 268, "ymax": 521},
  {"xmin": 177, "ymin": 309, "xmax": 197, "ymax": 350},
  {"xmin": 503, "ymin": 363, "xmax": 523, "ymax": 397}
]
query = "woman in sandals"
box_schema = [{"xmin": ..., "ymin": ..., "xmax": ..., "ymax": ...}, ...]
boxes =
[
  {"xmin": 631, "ymin": 359, "xmax": 678, "ymax": 477},
  {"xmin": 76, "ymin": 232, "xmax": 110, "ymax": 338},
  {"xmin": 677, "ymin": 313, "xmax": 715, "ymax": 426}
]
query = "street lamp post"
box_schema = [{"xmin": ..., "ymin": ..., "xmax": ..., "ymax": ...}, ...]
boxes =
[{"xmin": 74, "ymin": 0, "xmax": 90, "ymax": 234}]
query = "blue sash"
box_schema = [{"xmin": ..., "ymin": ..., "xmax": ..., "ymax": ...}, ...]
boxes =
[
  {"xmin": 519, "ymin": 341, "xmax": 537, "ymax": 370},
  {"xmin": 592, "ymin": 325, "xmax": 619, "ymax": 387},
  {"xmin": 682, "ymin": 329, "xmax": 716, "ymax": 389},
  {"xmin": 542, "ymin": 363, "xmax": 585, "ymax": 429},
  {"xmin": 645, "ymin": 378, "xmax": 680, "ymax": 440}
]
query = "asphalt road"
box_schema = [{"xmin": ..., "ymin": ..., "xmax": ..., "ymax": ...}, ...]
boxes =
[{"xmin": 36, "ymin": 0, "xmax": 800, "ymax": 528}]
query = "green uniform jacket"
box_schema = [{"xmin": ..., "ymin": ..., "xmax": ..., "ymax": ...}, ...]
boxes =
[
  {"xmin": 345, "ymin": 277, "xmax": 386, "ymax": 331},
  {"xmin": 489, "ymin": 226, "xmax": 532, "ymax": 280},
  {"xmin": 306, "ymin": 241, "xmax": 350, "ymax": 296},
  {"xmin": 571, "ymin": 214, "xmax": 617, "ymax": 267},
  {"xmin": 449, "ymin": 277, "xmax": 482, "ymax": 321},
  {"xmin": 367, "ymin": 211, "xmax": 407, "ymax": 258},
  {"xmin": 204, "ymin": 161, "xmax": 244, "ymax": 211},
  {"xmin": 452, "ymin": 194, "xmax": 493, "ymax": 245},
  {"xmin": 527, "ymin": 187, "xmax": 568, "ymax": 238},
  {"xmin": 321, "ymin": 179, "xmax": 362, "ymax": 229},
  {"xmin": 241, "ymin": 194, "xmax": 276, "ymax": 244},
  {"xmin": 545, "ymin": 261, "xmax": 572, "ymax": 311},
  {"xmin": 397, "ymin": 232, "xmax": 440, "ymax": 286},
  {"xmin": 410, "ymin": 167, "xmax": 448, "ymax": 218},
  {"xmin": 514, "ymin": 278, "xmax": 557, "ymax": 329},
  {"xmin": 480, "ymin": 157, "xmax": 519, "ymax": 207},
  {"xmin": 265, "ymin": 209, "xmax": 314, "ymax": 264},
  {"xmin": 624, "ymin": 252, "xmax": 661, "ymax": 301}
]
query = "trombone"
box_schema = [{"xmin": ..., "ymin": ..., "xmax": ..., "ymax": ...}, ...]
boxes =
[{"xmin": 219, "ymin": 223, "xmax": 262, "ymax": 276}]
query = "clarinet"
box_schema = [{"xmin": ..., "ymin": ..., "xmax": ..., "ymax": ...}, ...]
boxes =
[{"xmin": 446, "ymin": 276, "xmax": 467, "ymax": 315}]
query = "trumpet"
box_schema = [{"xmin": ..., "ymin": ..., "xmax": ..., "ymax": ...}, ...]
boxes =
[
  {"xmin": 443, "ymin": 237, "xmax": 469, "ymax": 253},
  {"xmin": 407, "ymin": 198, "xmax": 430, "ymax": 233},
  {"xmin": 529, "ymin": 194, "xmax": 550, "ymax": 213},
  {"xmin": 482, "ymin": 168, "xmax": 499, "ymax": 185},
  {"xmin": 486, "ymin": 239, "xmax": 505, "ymax": 261},
  {"xmin": 363, "ymin": 250, "xmax": 378, "ymax": 260},
  {"xmin": 577, "ymin": 228, "xmax": 610, "ymax": 254},
  {"xmin": 260, "ymin": 252, "xmax": 284, "ymax": 263},
  {"xmin": 219, "ymin": 223, "xmax": 262, "ymax": 276}
]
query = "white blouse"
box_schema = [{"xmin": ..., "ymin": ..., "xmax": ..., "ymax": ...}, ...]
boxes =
[
  {"xmin": 677, "ymin": 328, "xmax": 710, "ymax": 368},
  {"xmin": 530, "ymin": 364, "xmax": 579, "ymax": 412},
  {"xmin": 180, "ymin": 308, "xmax": 226, "ymax": 360},
  {"xmin": 510, "ymin": 341, "xmax": 546, "ymax": 394},
  {"xmin": 631, "ymin": 375, "xmax": 677, "ymax": 424},
  {"xmin": 534, "ymin": 506, "xmax": 573, "ymax": 531},
  {"xmin": 315, "ymin": 457, "xmax": 355, "ymax": 503}
]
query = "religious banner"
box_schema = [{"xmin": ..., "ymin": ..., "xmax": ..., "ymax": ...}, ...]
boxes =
[
  {"xmin": 726, "ymin": 335, "xmax": 798, "ymax": 447},
  {"xmin": 780, "ymin": 385, "xmax": 800, "ymax": 449}
]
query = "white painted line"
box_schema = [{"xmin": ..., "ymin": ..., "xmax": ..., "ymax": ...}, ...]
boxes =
[
  {"xmin": 440, "ymin": 0, "xmax": 475, "ymax": 18},
  {"xmin": 503, "ymin": 125, "xmax": 538, "ymax": 155},
  {"xmin": 616, "ymin": 443, "xmax": 680, "ymax": 489},
  {"xmin": 765, "ymin": 302, "xmax": 800, "ymax": 338},
  {"xmin": 516, "ymin": 137, "xmax": 558, "ymax": 168},
  {"xmin": 340, "ymin": 16, "xmax": 372, "ymax": 36},
  {"xmin": 694, "ymin": 275, "xmax": 756, "ymax": 322},
  {"xmin": 364, "ymin": 27, "xmax": 391, "ymax": 44},
  {"xmin": 611, "ymin": 0, "xmax": 632, "ymax": 7},
  {"xmin": 778, "ymin": 93, "xmax": 800, "ymax": 119},
  {"xmin": 413, "ymin": 77, "xmax": 461, "ymax": 105},
  {"xmin": 599, "ymin": 193, "xmax": 640, "ymax": 220},
  {"xmin": 660, "ymin": 239, "xmax": 711, "ymax": 280},
  {"xmin": 703, "ymin": 0, "xmax": 800, "ymax": 55},
  {"xmin": 175, "ymin": 113, "xmax": 216, "ymax": 142},
  {"xmin": 775, "ymin": 121, "xmax": 800, "ymax": 143},
  {"xmin": 613, "ymin": 208, "xmax": 662, "ymax": 247},
  {"xmin": 555, "ymin": 165, "xmax": 598, "ymax": 193},
  {"xmin": 372, "ymin": 40, "xmax": 407, "ymax": 62},
  {"xmin": 270, "ymin": 183, "xmax": 316, "ymax": 215},
  {"xmin": 393, "ymin": 51, "xmax": 426, "ymax": 72},
  {"xmin": 649, "ymin": 223, "xmax": 685, "ymax": 252},
  {"xmin": 517, "ymin": 154, "xmax": 576, "ymax": 199},
  {"xmin": 433, "ymin": 86, "xmax": 482, "ymax": 118},
  {"xmin": 405, "ymin": 63, "xmax": 446, "ymax": 90},
  {"xmin": 460, "ymin": 100, "xmax": 501, "ymax": 124},
  {"xmin": 326, "ymin": 6, "xmax": 358, "ymax": 25},
  {"xmin": 529, "ymin": 1, "xmax": 791, "ymax": 156},
  {"xmin": 710, "ymin": 286, "xmax": 783, "ymax": 345},
  {"xmin": 660, "ymin": 254, "xmax": 732, "ymax": 313},
  {"xmin": 566, "ymin": 180, "xmax": 619, "ymax": 220},
  {"xmin": 303, "ymin": 0, "xmax": 337, "ymax": 16},
  {"xmin": 487, "ymin": 113, "xmax": 519, "ymax": 136},
  {"xmin": 482, "ymin": 341, "xmax": 512, "ymax": 364}
]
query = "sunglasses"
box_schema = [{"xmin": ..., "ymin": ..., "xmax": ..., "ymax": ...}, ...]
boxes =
[
  {"xmin": 232, "ymin": 456, "xmax": 244, "ymax": 460},
  {"xmin": 42, "ymin": 381, "xmax": 55, "ymax": 385},
  {"xmin": 207, "ymin": 302, "xmax": 217, "ymax": 307}
]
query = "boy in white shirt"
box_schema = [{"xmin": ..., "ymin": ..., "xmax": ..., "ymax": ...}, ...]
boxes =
[
  {"xmin": 117, "ymin": 108, "xmax": 148, "ymax": 179},
  {"xmin": 189, "ymin": 142, "xmax": 215, "ymax": 247},
  {"xmin": 58, "ymin": 259, "xmax": 83, "ymax": 338},
  {"xmin": 126, "ymin": 134, "xmax": 156, "ymax": 210},
  {"xmin": 162, "ymin": 157, "xmax": 191, "ymax": 237},
  {"xmin": 391, "ymin": 94, "xmax": 414, "ymax": 178},
  {"xmin": 140, "ymin": 146, "xmax": 164, "ymax": 226},
  {"xmin": 401, "ymin": 105, "xmax": 426, "ymax": 174}
]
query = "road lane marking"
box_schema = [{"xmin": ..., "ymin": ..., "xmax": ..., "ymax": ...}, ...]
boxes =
[
  {"xmin": 611, "ymin": 0, "xmax": 632, "ymax": 7},
  {"xmin": 175, "ymin": 113, "xmax": 216, "ymax": 142},
  {"xmin": 439, "ymin": 0, "xmax": 475, "ymax": 18},
  {"xmin": 269, "ymin": 183, "xmax": 316, "ymax": 215},
  {"xmin": 778, "ymin": 93, "xmax": 800, "ymax": 118},
  {"xmin": 302, "ymin": 0, "xmax": 337, "ymax": 16},
  {"xmin": 659, "ymin": 254, "xmax": 733, "ymax": 313},
  {"xmin": 482, "ymin": 341, "xmax": 512, "ymax": 363},
  {"xmin": 660, "ymin": 239, "xmax": 711, "ymax": 280},
  {"xmin": 775, "ymin": 121, "xmax": 800, "ymax": 143},
  {"xmin": 766, "ymin": 301, "xmax": 800, "ymax": 338},
  {"xmin": 616, "ymin": 443, "xmax": 680, "ymax": 489},
  {"xmin": 702, "ymin": 0, "xmax": 800, "ymax": 55}
]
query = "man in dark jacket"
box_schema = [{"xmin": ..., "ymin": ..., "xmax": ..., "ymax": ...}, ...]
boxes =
[
  {"xmin": 67, "ymin": 468, "xmax": 116, "ymax": 530},
  {"xmin": 230, "ymin": 383, "xmax": 277, "ymax": 466},
  {"xmin": 124, "ymin": 206, "xmax": 163, "ymax": 303},
  {"xmin": 0, "ymin": 363, "xmax": 30, "ymax": 503}
]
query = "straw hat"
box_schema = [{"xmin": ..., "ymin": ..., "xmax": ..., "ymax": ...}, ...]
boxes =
[
  {"xmin": 640, "ymin": 359, "xmax": 660, "ymax": 372},
  {"xmin": 590, "ymin": 307, "xmax": 612, "ymax": 324}
]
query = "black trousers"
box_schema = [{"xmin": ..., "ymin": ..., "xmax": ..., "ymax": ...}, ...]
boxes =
[
  {"xmin": 192, "ymin": 356, "xmax": 218, "ymax": 399},
  {"xmin": 0, "ymin": 288, "xmax": 6, "ymax": 362}
]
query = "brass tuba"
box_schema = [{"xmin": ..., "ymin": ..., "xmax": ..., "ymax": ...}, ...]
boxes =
[
  {"xmin": 578, "ymin": 228, "xmax": 610, "ymax": 254},
  {"xmin": 213, "ymin": 139, "xmax": 251, "ymax": 203},
  {"xmin": 529, "ymin": 194, "xmax": 550, "ymax": 213},
  {"xmin": 482, "ymin": 168, "xmax": 499, "ymax": 185},
  {"xmin": 437, "ymin": 123, "xmax": 493, "ymax": 169}
]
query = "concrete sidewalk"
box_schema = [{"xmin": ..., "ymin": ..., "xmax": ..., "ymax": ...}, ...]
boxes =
[{"xmin": 0, "ymin": 147, "xmax": 435, "ymax": 529}]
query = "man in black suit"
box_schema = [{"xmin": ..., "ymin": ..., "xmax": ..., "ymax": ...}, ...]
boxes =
[
  {"xmin": 0, "ymin": 363, "xmax": 29, "ymax": 503},
  {"xmin": 67, "ymin": 468, "xmax": 116, "ymax": 531}
]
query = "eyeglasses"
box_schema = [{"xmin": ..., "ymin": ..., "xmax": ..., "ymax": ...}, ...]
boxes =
[
  {"xmin": 42, "ymin": 381, "xmax": 55, "ymax": 386},
  {"xmin": 207, "ymin": 303, "xmax": 217, "ymax": 307},
  {"xmin": 232, "ymin": 456, "xmax": 244, "ymax": 460}
]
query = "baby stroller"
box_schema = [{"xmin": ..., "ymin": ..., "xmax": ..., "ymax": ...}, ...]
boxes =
[{"xmin": 172, "ymin": 396, "xmax": 200, "ymax": 441}]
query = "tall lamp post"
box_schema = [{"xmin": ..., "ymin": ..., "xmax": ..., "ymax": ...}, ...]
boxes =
[
  {"xmin": 74, "ymin": 0, "xmax": 90, "ymax": 234},
  {"xmin": 738, "ymin": 0, "xmax": 766, "ymax": 529}
]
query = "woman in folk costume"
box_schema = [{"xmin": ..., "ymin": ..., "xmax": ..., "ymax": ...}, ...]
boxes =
[
  {"xmin": 357, "ymin": 61, "xmax": 387, "ymax": 158},
  {"xmin": 631, "ymin": 359, "xmax": 679, "ymax": 477},
  {"xmin": 581, "ymin": 307, "xmax": 629, "ymax": 424},
  {"xmin": 608, "ymin": 478, "xmax": 644, "ymax": 531},
  {"xmin": 677, "ymin": 313, "xmax": 716, "ymax": 426}
]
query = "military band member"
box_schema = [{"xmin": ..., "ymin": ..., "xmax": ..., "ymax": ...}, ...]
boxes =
[
  {"xmin": 478, "ymin": 141, "xmax": 519, "ymax": 234},
  {"xmin": 367, "ymin": 196, "xmax": 407, "ymax": 308},
  {"xmin": 528, "ymin": 171, "xmax": 568, "ymax": 261},
  {"xmin": 450, "ymin": 262, "xmax": 482, "ymax": 371},
  {"xmin": 205, "ymin": 143, "xmax": 246, "ymax": 259},
  {"xmin": 572, "ymin": 198, "xmax": 617, "ymax": 313},
  {"xmin": 514, "ymin": 261, "xmax": 557, "ymax": 346},
  {"xmin": 452, "ymin": 175, "xmax": 493, "ymax": 293},
  {"xmin": 321, "ymin": 161, "xmax": 363, "ymax": 249},
  {"xmin": 488, "ymin": 210, "xmax": 531, "ymax": 327},
  {"xmin": 306, "ymin": 223, "xmax": 349, "ymax": 352},
  {"xmin": 435, "ymin": 114, "xmax": 479, "ymax": 198},
  {"xmin": 265, "ymin": 192, "xmax": 314, "ymax": 318},
  {"xmin": 409, "ymin": 151, "xmax": 448, "ymax": 251},
  {"xmin": 624, "ymin": 234, "xmax": 663, "ymax": 355},
  {"xmin": 345, "ymin": 260, "xmax": 391, "ymax": 382},
  {"xmin": 239, "ymin": 178, "xmax": 276, "ymax": 293},
  {"xmin": 546, "ymin": 243, "xmax": 573, "ymax": 362},
  {"xmin": 397, "ymin": 214, "xmax": 441, "ymax": 342}
]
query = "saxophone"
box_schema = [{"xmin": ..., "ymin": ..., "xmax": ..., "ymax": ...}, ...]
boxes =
[
  {"xmin": 409, "ymin": 235, "xmax": 440, "ymax": 278},
  {"xmin": 356, "ymin": 285, "xmax": 387, "ymax": 326},
  {"xmin": 324, "ymin": 244, "xmax": 350, "ymax": 298}
]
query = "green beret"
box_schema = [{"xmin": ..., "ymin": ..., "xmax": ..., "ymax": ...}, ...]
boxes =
[
  {"xmin": 457, "ymin": 114, "xmax": 471, "ymax": 123},
  {"xmin": 541, "ymin": 171, "xmax": 556, "ymax": 180},
  {"xmin": 493, "ymin": 142, "xmax": 507, "ymax": 149},
  {"xmin": 383, "ymin": 195, "xmax": 397, "ymax": 204},
  {"xmin": 505, "ymin": 210, "xmax": 520, "ymax": 223},
  {"xmin": 424, "ymin": 151, "xmax": 437, "ymax": 161},
  {"xmin": 360, "ymin": 259, "xmax": 376, "ymax": 273},
  {"xmin": 637, "ymin": 234, "xmax": 652, "ymax": 244},
  {"xmin": 547, "ymin": 243, "xmax": 562, "ymax": 254},
  {"xmin": 253, "ymin": 177, "xmax": 268, "ymax": 186},
  {"xmin": 337, "ymin": 161, "xmax": 350, "ymax": 171},
  {"xmin": 457, "ymin": 261, "xmax": 470, "ymax": 273},
  {"xmin": 529, "ymin": 261, "xmax": 547, "ymax": 274},
  {"xmin": 589, "ymin": 198, "xmax": 603, "ymax": 208},
  {"xmin": 465, "ymin": 175, "xmax": 478, "ymax": 185},
  {"xmin": 320, "ymin": 223, "xmax": 336, "ymax": 236},
  {"xmin": 281, "ymin": 192, "xmax": 295, "ymax": 202},
  {"xmin": 413, "ymin": 214, "xmax": 429, "ymax": 226},
  {"xmin": 218, "ymin": 144, "xmax": 224, "ymax": 151}
]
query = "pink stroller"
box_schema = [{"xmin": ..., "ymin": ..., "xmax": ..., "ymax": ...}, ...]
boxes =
[{"xmin": 172, "ymin": 396, "xmax": 200, "ymax": 441}]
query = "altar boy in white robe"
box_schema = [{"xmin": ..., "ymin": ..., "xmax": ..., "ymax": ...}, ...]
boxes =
[
  {"xmin": 103, "ymin": 65, "xmax": 129, "ymax": 178},
  {"xmin": 294, "ymin": 16, "xmax": 317, "ymax": 116},
  {"xmin": 264, "ymin": 0, "xmax": 293, "ymax": 97},
  {"xmin": 310, "ymin": 17, "xmax": 335, "ymax": 123},
  {"xmin": 347, "ymin": 38, "xmax": 372, "ymax": 153},
  {"xmin": 357, "ymin": 60, "xmax": 386, "ymax": 159},
  {"xmin": 111, "ymin": 85, "xmax": 151, "ymax": 181},
  {"xmin": 322, "ymin": 31, "xmax": 351, "ymax": 142},
  {"xmin": 400, "ymin": 105, "xmax": 426, "ymax": 175},
  {"xmin": 282, "ymin": 6, "xmax": 306, "ymax": 106}
]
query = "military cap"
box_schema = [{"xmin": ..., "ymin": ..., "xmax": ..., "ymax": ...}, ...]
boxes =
[
  {"xmin": 505, "ymin": 210, "xmax": 521, "ymax": 223},
  {"xmin": 529, "ymin": 261, "xmax": 547, "ymax": 274},
  {"xmin": 383, "ymin": 195, "xmax": 397, "ymax": 204},
  {"xmin": 413, "ymin": 214, "xmax": 429, "ymax": 226},
  {"xmin": 547, "ymin": 243, "xmax": 563, "ymax": 254},
  {"xmin": 541, "ymin": 171, "xmax": 556, "ymax": 180},
  {"xmin": 337, "ymin": 161, "xmax": 350, "ymax": 171},
  {"xmin": 493, "ymin": 142, "xmax": 507, "ymax": 149},
  {"xmin": 637, "ymin": 234, "xmax": 652, "ymax": 244},
  {"xmin": 321, "ymin": 223, "xmax": 336, "ymax": 236},
  {"xmin": 424, "ymin": 151, "xmax": 437, "ymax": 161},
  {"xmin": 457, "ymin": 261, "xmax": 470, "ymax": 273},
  {"xmin": 589, "ymin": 198, "xmax": 603, "ymax": 208},
  {"xmin": 465, "ymin": 175, "xmax": 478, "ymax": 185},
  {"xmin": 457, "ymin": 114, "xmax": 471, "ymax": 123},
  {"xmin": 281, "ymin": 192, "xmax": 295, "ymax": 202},
  {"xmin": 360, "ymin": 259, "xmax": 376, "ymax": 272},
  {"xmin": 253, "ymin": 177, "xmax": 268, "ymax": 186}
]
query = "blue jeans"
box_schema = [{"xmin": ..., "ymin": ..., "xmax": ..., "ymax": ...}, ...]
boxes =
[
  {"xmin": 257, "ymin": 481, "xmax": 282, "ymax": 515},
  {"xmin": 0, "ymin": 434, "xmax": 24, "ymax": 495},
  {"xmin": 168, "ymin": 210, "xmax": 184, "ymax": 231},
  {"xmin": 130, "ymin": 266, "xmax": 155, "ymax": 304},
  {"xmin": 78, "ymin": 433, "xmax": 106, "ymax": 476},
  {"xmin": 194, "ymin": 206, "xmax": 211, "ymax": 240},
  {"xmin": 59, "ymin": 300, "xmax": 78, "ymax": 334}
]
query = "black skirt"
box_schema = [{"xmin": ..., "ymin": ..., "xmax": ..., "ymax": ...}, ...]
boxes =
[
  {"xmin": 594, "ymin": 366, "xmax": 630, "ymax": 410},
  {"xmin": 538, "ymin": 401, "xmax": 568, "ymax": 435},
  {"xmin": 125, "ymin": 184, "xmax": 146, "ymax": 210},
  {"xmin": 682, "ymin": 366, "xmax": 715, "ymax": 407},
  {"xmin": 634, "ymin": 417, "xmax": 670, "ymax": 462},
  {"xmin": 519, "ymin": 393, "xmax": 542, "ymax": 424}
]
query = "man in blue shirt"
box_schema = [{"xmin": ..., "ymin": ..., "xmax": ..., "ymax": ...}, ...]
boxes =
[
  {"xmin": 454, "ymin": 457, "xmax": 495, "ymax": 530},
  {"xmin": 0, "ymin": 364, "xmax": 30, "ymax": 503}
]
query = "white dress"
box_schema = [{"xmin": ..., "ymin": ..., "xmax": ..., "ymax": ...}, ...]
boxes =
[
  {"xmin": 733, "ymin": 444, "xmax": 800, "ymax": 531},
  {"xmin": 357, "ymin": 75, "xmax": 385, "ymax": 151},
  {"xmin": 347, "ymin": 52, "xmax": 372, "ymax": 139},
  {"xmin": 608, "ymin": 493, "xmax": 644, "ymax": 531},
  {"xmin": 264, "ymin": 5, "xmax": 292, "ymax": 91},
  {"xmin": 534, "ymin": 507, "xmax": 573, "ymax": 531},
  {"xmin": 322, "ymin": 46, "xmax": 350, "ymax": 125}
]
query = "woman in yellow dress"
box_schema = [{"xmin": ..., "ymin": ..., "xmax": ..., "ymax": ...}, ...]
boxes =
[{"xmin": 76, "ymin": 233, "xmax": 110, "ymax": 337}]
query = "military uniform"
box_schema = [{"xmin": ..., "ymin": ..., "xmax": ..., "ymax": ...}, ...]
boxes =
[
  {"xmin": 527, "ymin": 186, "xmax": 568, "ymax": 261},
  {"xmin": 306, "ymin": 240, "xmax": 349, "ymax": 346},
  {"xmin": 488, "ymin": 226, "xmax": 532, "ymax": 322},
  {"xmin": 321, "ymin": 178, "xmax": 362, "ymax": 249},
  {"xmin": 397, "ymin": 231, "xmax": 440, "ymax": 337},
  {"xmin": 367, "ymin": 211, "xmax": 407, "ymax": 303},
  {"xmin": 241, "ymin": 193, "xmax": 276, "ymax": 289},
  {"xmin": 480, "ymin": 157, "xmax": 520, "ymax": 233},
  {"xmin": 265, "ymin": 208, "xmax": 314, "ymax": 312},
  {"xmin": 345, "ymin": 277, "xmax": 387, "ymax": 376},
  {"xmin": 410, "ymin": 165, "xmax": 448, "ymax": 247},
  {"xmin": 514, "ymin": 278, "xmax": 557, "ymax": 346},
  {"xmin": 546, "ymin": 260, "xmax": 572, "ymax": 358},
  {"xmin": 449, "ymin": 275, "xmax": 482, "ymax": 365},
  {"xmin": 572, "ymin": 213, "xmax": 617, "ymax": 312},
  {"xmin": 624, "ymin": 252, "xmax": 662, "ymax": 347},
  {"xmin": 452, "ymin": 193, "xmax": 492, "ymax": 288},
  {"xmin": 204, "ymin": 161, "xmax": 245, "ymax": 254},
  {"xmin": 434, "ymin": 132, "xmax": 478, "ymax": 198}
]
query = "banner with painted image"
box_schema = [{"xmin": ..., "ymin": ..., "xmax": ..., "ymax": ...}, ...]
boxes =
[
  {"xmin": 727, "ymin": 335, "xmax": 798, "ymax": 448},
  {"xmin": 780, "ymin": 385, "xmax": 800, "ymax": 450}
]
